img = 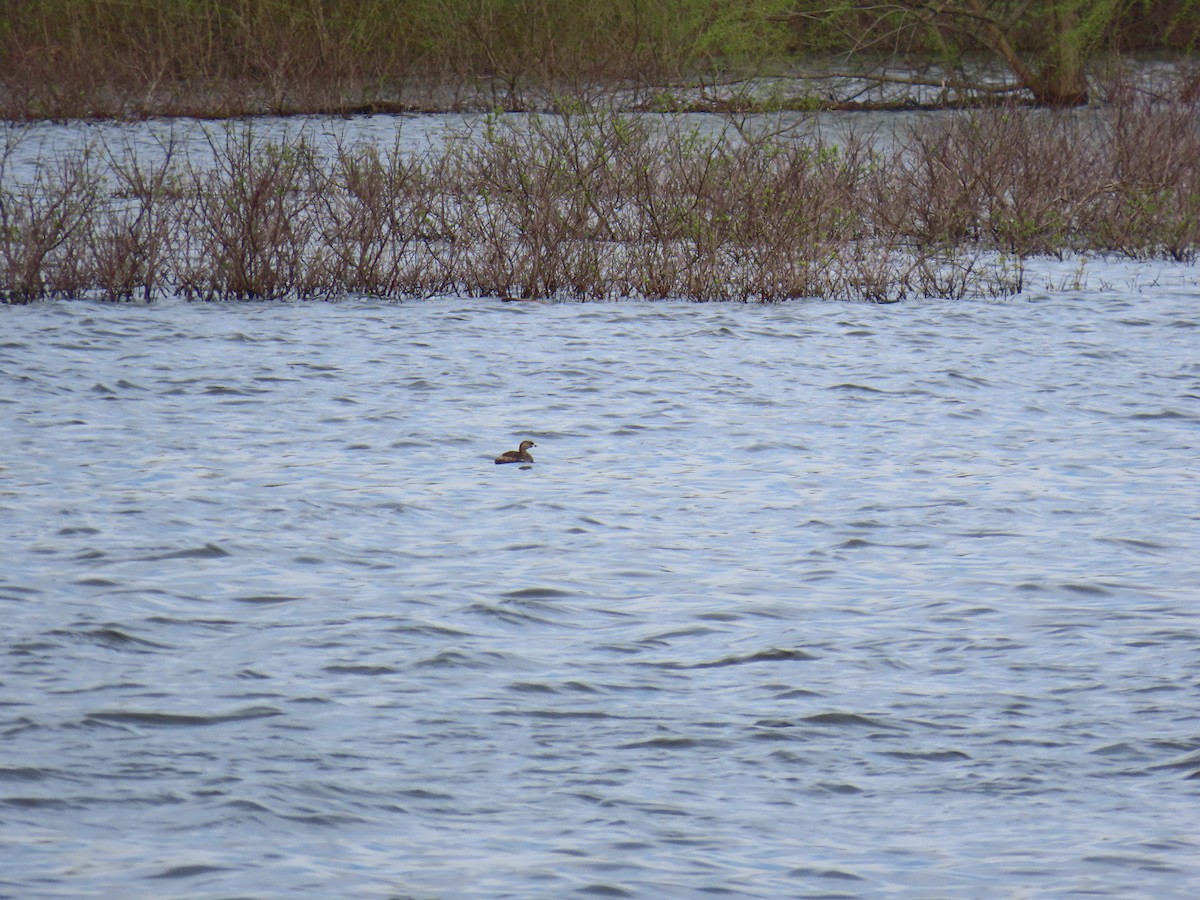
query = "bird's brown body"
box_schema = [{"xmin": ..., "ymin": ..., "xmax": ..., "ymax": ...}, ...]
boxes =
[{"xmin": 495, "ymin": 440, "xmax": 536, "ymax": 464}]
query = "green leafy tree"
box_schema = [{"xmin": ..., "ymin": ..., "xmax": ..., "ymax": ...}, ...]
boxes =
[{"xmin": 778, "ymin": 0, "xmax": 1194, "ymax": 106}]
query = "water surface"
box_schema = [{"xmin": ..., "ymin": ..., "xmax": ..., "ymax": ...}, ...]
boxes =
[{"xmin": 2, "ymin": 280, "xmax": 1199, "ymax": 896}]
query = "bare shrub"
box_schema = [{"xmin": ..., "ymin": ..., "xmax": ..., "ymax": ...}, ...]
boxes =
[
  {"xmin": 173, "ymin": 128, "xmax": 322, "ymax": 301},
  {"xmin": 882, "ymin": 110, "xmax": 1101, "ymax": 256},
  {"xmin": 432, "ymin": 111, "xmax": 927, "ymax": 301},
  {"xmin": 1087, "ymin": 94, "xmax": 1200, "ymax": 261},
  {"xmin": 87, "ymin": 136, "xmax": 180, "ymax": 301},
  {"xmin": 438, "ymin": 112, "xmax": 638, "ymax": 298},
  {"xmin": 2, "ymin": 96, "xmax": 1197, "ymax": 305},
  {"xmin": 311, "ymin": 140, "xmax": 452, "ymax": 298},
  {"xmin": 886, "ymin": 95, "xmax": 1200, "ymax": 263},
  {"xmin": 0, "ymin": 130, "xmax": 101, "ymax": 302}
]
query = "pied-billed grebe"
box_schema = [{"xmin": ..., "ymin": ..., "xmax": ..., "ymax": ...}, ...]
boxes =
[{"xmin": 494, "ymin": 440, "xmax": 536, "ymax": 464}]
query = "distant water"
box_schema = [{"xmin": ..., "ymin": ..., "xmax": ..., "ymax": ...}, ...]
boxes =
[{"xmin": 3, "ymin": 276, "xmax": 1200, "ymax": 897}]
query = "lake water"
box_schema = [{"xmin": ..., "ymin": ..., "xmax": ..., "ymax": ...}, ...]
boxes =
[{"xmin": 3, "ymin": 268, "xmax": 1199, "ymax": 897}]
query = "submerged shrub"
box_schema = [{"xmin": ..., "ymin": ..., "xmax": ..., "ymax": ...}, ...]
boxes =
[
  {"xmin": 0, "ymin": 131, "xmax": 102, "ymax": 302},
  {"xmin": 875, "ymin": 94, "xmax": 1200, "ymax": 263},
  {"xmin": 172, "ymin": 128, "xmax": 325, "ymax": 301},
  {"xmin": 0, "ymin": 96, "xmax": 1196, "ymax": 305}
]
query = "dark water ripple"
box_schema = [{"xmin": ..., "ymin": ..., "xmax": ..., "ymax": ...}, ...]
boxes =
[{"xmin": 2, "ymin": 285, "xmax": 1199, "ymax": 897}]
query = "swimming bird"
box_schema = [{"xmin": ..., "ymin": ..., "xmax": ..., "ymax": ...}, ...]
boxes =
[{"xmin": 494, "ymin": 440, "xmax": 536, "ymax": 465}]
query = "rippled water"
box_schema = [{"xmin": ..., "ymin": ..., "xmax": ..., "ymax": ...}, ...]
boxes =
[{"xmin": 3, "ymin": 276, "xmax": 1200, "ymax": 897}]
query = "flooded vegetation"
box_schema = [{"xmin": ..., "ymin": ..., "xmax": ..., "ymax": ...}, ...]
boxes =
[
  {"xmin": 3, "ymin": 3, "xmax": 1196, "ymax": 303},
  {"xmin": 2, "ymin": 94, "xmax": 1197, "ymax": 304}
]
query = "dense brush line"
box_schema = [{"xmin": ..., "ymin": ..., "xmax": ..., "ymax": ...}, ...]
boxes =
[
  {"xmin": 2, "ymin": 1, "xmax": 1197, "ymax": 119},
  {"xmin": 0, "ymin": 0, "xmax": 798, "ymax": 120},
  {"xmin": 1, "ymin": 98, "xmax": 1197, "ymax": 304}
]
